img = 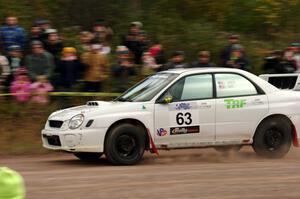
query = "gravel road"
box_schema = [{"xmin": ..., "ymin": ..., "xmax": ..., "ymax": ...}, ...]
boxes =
[{"xmin": 1, "ymin": 146, "xmax": 300, "ymax": 199}]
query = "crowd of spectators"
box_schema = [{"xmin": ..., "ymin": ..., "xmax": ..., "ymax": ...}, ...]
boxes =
[{"xmin": 0, "ymin": 15, "xmax": 298, "ymax": 104}]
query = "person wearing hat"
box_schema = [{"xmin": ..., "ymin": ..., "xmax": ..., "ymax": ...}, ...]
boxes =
[
  {"xmin": 57, "ymin": 47, "xmax": 84, "ymax": 91},
  {"xmin": 0, "ymin": 167, "xmax": 26, "ymax": 199},
  {"xmin": 191, "ymin": 50, "xmax": 216, "ymax": 68},
  {"xmin": 0, "ymin": 16, "xmax": 26, "ymax": 53},
  {"xmin": 163, "ymin": 51, "xmax": 189, "ymax": 70},
  {"xmin": 25, "ymin": 40, "xmax": 55, "ymax": 82}
]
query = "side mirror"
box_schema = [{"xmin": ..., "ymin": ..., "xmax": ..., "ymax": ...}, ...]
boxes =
[{"xmin": 162, "ymin": 95, "xmax": 173, "ymax": 104}]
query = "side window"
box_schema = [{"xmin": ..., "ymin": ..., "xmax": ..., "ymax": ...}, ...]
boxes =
[
  {"xmin": 164, "ymin": 74, "xmax": 213, "ymax": 101},
  {"xmin": 215, "ymin": 73, "xmax": 258, "ymax": 98}
]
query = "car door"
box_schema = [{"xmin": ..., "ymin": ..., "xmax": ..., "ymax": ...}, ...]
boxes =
[
  {"xmin": 154, "ymin": 74, "xmax": 215, "ymax": 147},
  {"xmin": 215, "ymin": 73, "xmax": 269, "ymax": 142}
]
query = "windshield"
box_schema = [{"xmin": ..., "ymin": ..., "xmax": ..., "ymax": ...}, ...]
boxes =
[{"xmin": 116, "ymin": 73, "xmax": 179, "ymax": 102}]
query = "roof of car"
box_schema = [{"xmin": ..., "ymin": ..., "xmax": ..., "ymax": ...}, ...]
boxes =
[{"xmin": 161, "ymin": 67, "xmax": 245, "ymax": 74}]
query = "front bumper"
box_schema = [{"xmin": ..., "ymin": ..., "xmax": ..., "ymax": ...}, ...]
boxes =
[{"xmin": 41, "ymin": 127, "xmax": 107, "ymax": 153}]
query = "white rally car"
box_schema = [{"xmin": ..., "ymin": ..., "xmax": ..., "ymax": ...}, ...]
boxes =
[{"xmin": 42, "ymin": 68, "xmax": 300, "ymax": 165}]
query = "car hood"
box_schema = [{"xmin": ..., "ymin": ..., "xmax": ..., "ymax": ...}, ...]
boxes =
[{"xmin": 48, "ymin": 101, "xmax": 150, "ymax": 121}]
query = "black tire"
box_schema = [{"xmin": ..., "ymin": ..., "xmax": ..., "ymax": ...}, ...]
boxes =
[
  {"xmin": 214, "ymin": 145, "xmax": 242, "ymax": 153},
  {"xmin": 252, "ymin": 116, "xmax": 292, "ymax": 158},
  {"xmin": 105, "ymin": 123, "xmax": 145, "ymax": 165},
  {"xmin": 74, "ymin": 152, "xmax": 103, "ymax": 161}
]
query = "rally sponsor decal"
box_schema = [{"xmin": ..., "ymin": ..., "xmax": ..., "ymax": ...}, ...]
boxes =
[
  {"xmin": 157, "ymin": 128, "xmax": 168, "ymax": 136},
  {"xmin": 169, "ymin": 102, "xmax": 197, "ymax": 111},
  {"xmin": 224, "ymin": 99, "xmax": 246, "ymax": 109},
  {"xmin": 170, "ymin": 126, "xmax": 200, "ymax": 135}
]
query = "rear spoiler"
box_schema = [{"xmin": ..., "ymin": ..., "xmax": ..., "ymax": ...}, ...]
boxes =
[{"xmin": 259, "ymin": 73, "xmax": 300, "ymax": 91}]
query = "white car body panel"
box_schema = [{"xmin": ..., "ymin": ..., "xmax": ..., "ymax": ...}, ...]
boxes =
[{"xmin": 42, "ymin": 68, "xmax": 300, "ymax": 153}]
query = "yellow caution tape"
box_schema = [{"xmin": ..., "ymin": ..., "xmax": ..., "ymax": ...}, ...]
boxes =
[{"xmin": 0, "ymin": 92, "xmax": 121, "ymax": 97}]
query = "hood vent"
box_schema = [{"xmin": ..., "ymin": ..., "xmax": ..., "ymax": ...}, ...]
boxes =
[{"xmin": 87, "ymin": 101, "xmax": 99, "ymax": 106}]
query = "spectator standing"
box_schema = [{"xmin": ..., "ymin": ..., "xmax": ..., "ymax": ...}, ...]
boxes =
[
  {"xmin": 44, "ymin": 29, "xmax": 63, "ymax": 62},
  {"xmin": 0, "ymin": 52, "xmax": 9, "ymax": 90},
  {"xmin": 291, "ymin": 43, "xmax": 300, "ymax": 71},
  {"xmin": 224, "ymin": 44, "xmax": 249, "ymax": 71},
  {"xmin": 78, "ymin": 31, "xmax": 94, "ymax": 54},
  {"xmin": 220, "ymin": 34, "xmax": 243, "ymax": 67},
  {"xmin": 35, "ymin": 19, "xmax": 52, "ymax": 44},
  {"xmin": 25, "ymin": 40, "xmax": 55, "ymax": 82},
  {"xmin": 92, "ymin": 19, "xmax": 113, "ymax": 45},
  {"xmin": 164, "ymin": 51, "xmax": 189, "ymax": 70},
  {"xmin": 57, "ymin": 47, "xmax": 84, "ymax": 91},
  {"xmin": 0, "ymin": 16, "xmax": 26, "ymax": 53},
  {"xmin": 191, "ymin": 50, "xmax": 216, "ymax": 68},
  {"xmin": 263, "ymin": 50, "xmax": 284, "ymax": 73},
  {"xmin": 112, "ymin": 46, "xmax": 135, "ymax": 92},
  {"xmin": 123, "ymin": 22, "xmax": 148, "ymax": 64},
  {"xmin": 81, "ymin": 43, "xmax": 109, "ymax": 92},
  {"xmin": 28, "ymin": 24, "xmax": 42, "ymax": 44},
  {"xmin": 3, "ymin": 45, "xmax": 24, "ymax": 92},
  {"xmin": 149, "ymin": 40, "xmax": 166, "ymax": 71}
]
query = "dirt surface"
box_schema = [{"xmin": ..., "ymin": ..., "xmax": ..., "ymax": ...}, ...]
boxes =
[{"xmin": 1, "ymin": 146, "xmax": 300, "ymax": 199}]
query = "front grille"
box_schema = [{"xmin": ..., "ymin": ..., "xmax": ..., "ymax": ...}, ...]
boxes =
[
  {"xmin": 46, "ymin": 135, "xmax": 61, "ymax": 146},
  {"xmin": 49, "ymin": 120, "xmax": 63, "ymax": 128}
]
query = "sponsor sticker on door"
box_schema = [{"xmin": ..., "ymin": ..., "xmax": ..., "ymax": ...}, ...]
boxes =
[{"xmin": 170, "ymin": 126, "xmax": 200, "ymax": 135}]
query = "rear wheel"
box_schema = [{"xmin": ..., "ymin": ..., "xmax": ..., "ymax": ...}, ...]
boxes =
[
  {"xmin": 252, "ymin": 117, "xmax": 292, "ymax": 158},
  {"xmin": 105, "ymin": 123, "xmax": 145, "ymax": 165},
  {"xmin": 74, "ymin": 152, "xmax": 103, "ymax": 161}
]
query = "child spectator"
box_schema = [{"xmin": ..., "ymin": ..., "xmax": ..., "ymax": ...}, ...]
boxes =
[
  {"xmin": 30, "ymin": 75, "xmax": 53, "ymax": 104},
  {"xmin": 112, "ymin": 46, "xmax": 135, "ymax": 92},
  {"xmin": 10, "ymin": 67, "xmax": 31, "ymax": 103},
  {"xmin": 57, "ymin": 47, "xmax": 84, "ymax": 91},
  {"xmin": 142, "ymin": 51, "xmax": 160, "ymax": 76}
]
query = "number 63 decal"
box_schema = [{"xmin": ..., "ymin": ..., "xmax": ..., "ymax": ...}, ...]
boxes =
[{"xmin": 176, "ymin": 112, "xmax": 192, "ymax": 125}]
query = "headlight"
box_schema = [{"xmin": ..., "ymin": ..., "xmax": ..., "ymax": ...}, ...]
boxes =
[{"xmin": 69, "ymin": 114, "xmax": 84, "ymax": 129}]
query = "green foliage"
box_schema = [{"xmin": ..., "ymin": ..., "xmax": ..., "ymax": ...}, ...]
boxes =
[{"xmin": 0, "ymin": 0, "xmax": 300, "ymax": 72}]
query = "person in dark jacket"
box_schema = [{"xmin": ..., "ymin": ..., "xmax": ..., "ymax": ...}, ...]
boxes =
[
  {"xmin": 191, "ymin": 50, "xmax": 216, "ymax": 68},
  {"xmin": 0, "ymin": 16, "xmax": 26, "ymax": 53},
  {"xmin": 123, "ymin": 22, "xmax": 148, "ymax": 64},
  {"xmin": 164, "ymin": 51, "xmax": 189, "ymax": 70},
  {"xmin": 224, "ymin": 44, "xmax": 249, "ymax": 71},
  {"xmin": 57, "ymin": 47, "xmax": 84, "ymax": 91},
  {"xmin": 25, "ymin": 40, "xmax": 55, "ymax": 82},
  {"xmin": 220, "ymin": 34, "xmax": 242, "ymax": 67}
]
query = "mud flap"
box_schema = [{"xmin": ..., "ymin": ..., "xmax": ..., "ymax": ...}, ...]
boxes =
[
  {"xmin": 147, "ymin": 128, "xmax": 159, "ymax": 156},
  {"xmin": 292, "ymin": 125, "xmax": 299, "ymax": 147}
]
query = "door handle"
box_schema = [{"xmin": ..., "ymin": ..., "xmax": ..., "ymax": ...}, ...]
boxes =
[{"xmin": 252, "ymin": 99, "xmax": 263, "ymax": 105}]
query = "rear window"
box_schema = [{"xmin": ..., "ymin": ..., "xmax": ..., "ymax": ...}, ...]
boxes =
[{"xmin": 268, "ymin": 76, "xmax": 298, "ymax": 90}]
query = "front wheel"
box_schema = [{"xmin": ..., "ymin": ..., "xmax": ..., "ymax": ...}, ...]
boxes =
[
  {"xmin": 105, "ymin": 123, "xmax": 145, "ymax": 165},
  {"xmin": 74, "ymin": 152, "xmax": 103, "ymax": 161},
  {"xmin": 252, "ymin": 117, "xmax": 292, "ymax": 158}
]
